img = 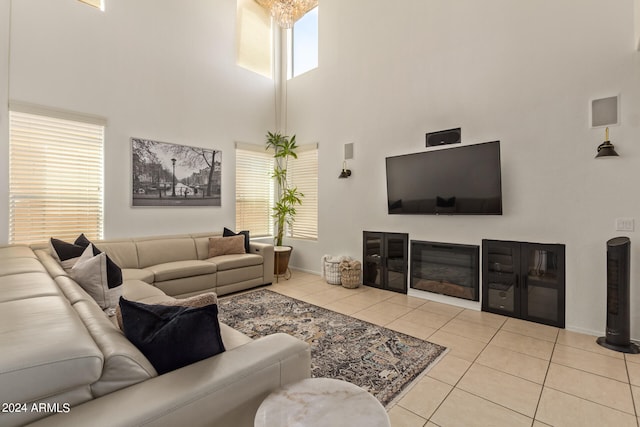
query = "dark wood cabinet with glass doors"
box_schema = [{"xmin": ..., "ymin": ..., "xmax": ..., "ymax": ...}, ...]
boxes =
[
  {"xmin": 482, "ymin": 239, "xmax": 565, "ymax": 328},
  {"xmin": 363, "ymin": 231, "xmax": 408, "ymax": 294}
]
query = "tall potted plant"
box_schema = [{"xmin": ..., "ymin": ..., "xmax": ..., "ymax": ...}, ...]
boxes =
[{"xmin": 266, "ymin": 131, "xmax": 304, "ymax": 278}]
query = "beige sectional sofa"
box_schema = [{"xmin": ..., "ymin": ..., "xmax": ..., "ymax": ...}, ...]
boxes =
[
  {"xmin": 90, "ymin": 231, "xmax": 275, "ymax": 297},
  {"xmin": 0, "ymin": 232, "xmax": 311, "ymax": 427}
]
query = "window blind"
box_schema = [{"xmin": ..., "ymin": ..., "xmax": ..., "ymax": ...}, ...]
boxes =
[
  {"xmin": 9, "ymin": 109, "xmax": 105, "ymax": 244},
  {"xmin": 235, "ymin": 143, "xmax": 274, "ymax": 237},
  {"xmin": 237, "ymin": 0, "xmax": 272, "ymax": 78},
  {"xmin": 287, "ymin": 143, "xmax": 318, "ymax": 240}
]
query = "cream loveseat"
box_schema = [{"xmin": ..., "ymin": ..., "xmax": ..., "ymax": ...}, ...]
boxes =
[{"xmin": 0, "ymin": 232, "xmax": 311, "ymax": 427}]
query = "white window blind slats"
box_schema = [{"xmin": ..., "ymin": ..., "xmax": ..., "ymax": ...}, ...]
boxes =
[
  {"xmin": 235, "ymin": 146, "xmax": 274, "ymax": 237},
  {"xmin": 9, "ymin": 110, "xmax": 105, "ymax": 245},
  {"xmin": 236, "ymin": 142, "xmax": 317, "ymax": 241},
  {"xmin": 287, "ymin": 146, "xmax": 318, "ymax": 240}
]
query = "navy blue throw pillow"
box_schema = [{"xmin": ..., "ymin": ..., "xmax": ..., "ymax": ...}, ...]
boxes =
[
  {"xmin": 223, "ymin": 227, "xmax": 250, "ymax": 253},
  {"xmin": 119, "ymin": 298, "xmax": 226, "ymax": 375}
]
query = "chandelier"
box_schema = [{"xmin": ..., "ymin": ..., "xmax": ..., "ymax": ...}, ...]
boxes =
[{"xmin": 255, "ymin": 0, "xmax": 318, "ymax": 29}]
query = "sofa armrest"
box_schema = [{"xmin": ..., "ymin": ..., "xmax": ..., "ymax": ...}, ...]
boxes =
[
  {"xmin": 249, "ymin": 242, "xmax": 274, "ymax": 285},
  {"xmin": 26, "ymin": 333, "xmax": 310, "ymax": 427}
]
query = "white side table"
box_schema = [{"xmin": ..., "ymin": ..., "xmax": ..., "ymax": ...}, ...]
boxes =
[{"xmin": 255, "ymin": 378, "xmax": 390, "ymax": 427}]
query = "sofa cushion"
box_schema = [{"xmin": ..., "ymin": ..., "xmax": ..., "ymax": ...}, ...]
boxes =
[
  {"xmin": 0, "ymin": 257, "xmax": 46, "ymax": 277},
  {"xmin": 0, "ymin": 296, "xmax": 103, "ymax": 405},
  {"xmin": 136, "ymin": 238, "xmax": 198, "ymax": 268},
  {"xmin": 0, "ymin": 272, "xmax": 61, "ymax": 303},
  {"xmin": 123, "ymin": 279, "xmax": 168, "ymax": 302},
  {"xmin": 119, "ymin": 298, "xmax": 225, "ymax": 375},
  {"xmin": 71, "ymin": 245, "xmax": 123, "ymax": 314},
  {"xmin": 216, "ymin": 266, "xmax": 264, "ymax": 289},
  {"xmin": 95, "ymin": 240, "xmax": 139, "ymax": 269},
  {"xmin": 122, "ymin": 268, "xmax": 154, "ymax": 283},
  {"xmin": 146, "ymin": 260, "xmax": 217, "ymax": 282},
  {"xmin": 0, "ymin": 245, "xmax": 37, "ymax": 259},
  {"xmin": 153, "ymin": 275, "xmax": 217, "ymax": 299},
  {"xmin": 223, "ymin": 227, "xmax": 251, "ymax": 253},
  {"xmin": 208, "ymin": 253, "xmax": 263, "ymax": 271}
]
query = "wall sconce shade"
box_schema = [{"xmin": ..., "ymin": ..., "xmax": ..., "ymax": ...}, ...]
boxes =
[
  {"xmin": 339, "ymin": 161, "xmax": 352, "ymax": 179},
  {"xmin": 595, "ymin": 127, "xmax": 619, "ymax": 158}
]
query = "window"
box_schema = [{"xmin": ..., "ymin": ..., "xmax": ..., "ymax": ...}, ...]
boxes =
[
  {"xmin": 235, "ymin": 143, "xmax": 274, "ymax": 237},
  {"xmin": 237, "ymin": 0, "xmax": 273, "ymax": 78},
  {"xmin": 235, "ymin": 142, "xmax": 317, "ymax": 240},
  {"xmin": 9, "ymin": 106, "xmax": 105, "ymax": 244},
  {"xmin": 286, "ymin": 144, "xmax": 318, "ymax": 240},
  {"xmin": 290, "ymin": 6, "xmax": 318, "ymax": 78}
]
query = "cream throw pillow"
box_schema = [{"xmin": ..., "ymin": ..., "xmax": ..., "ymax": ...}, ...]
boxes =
[
  {"xmin": 71, "ymin": 244, "xmax": 123, "ymax": 316},
  {"xmin": 208, "ymin": 235, "xmax": 246, "ymax": 257}
]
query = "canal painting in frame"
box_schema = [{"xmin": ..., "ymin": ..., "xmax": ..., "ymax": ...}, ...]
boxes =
[{"xmin": 132, "ymin": 138, "xmax": 221, "ymax": 207}]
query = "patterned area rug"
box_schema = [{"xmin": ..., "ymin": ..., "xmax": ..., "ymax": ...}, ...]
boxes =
[{"xmin": 218, "ymin": 289, "xmax": 447, "ymax": 407}]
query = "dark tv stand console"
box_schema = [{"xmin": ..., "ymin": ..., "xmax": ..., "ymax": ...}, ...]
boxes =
[
  {"xmin": 363, "ymin": 231, "xmax": 408, "ymax": 294},
  {"xmin": 482, "ymin": 239, "xmax": 565, "ymax": 328}
]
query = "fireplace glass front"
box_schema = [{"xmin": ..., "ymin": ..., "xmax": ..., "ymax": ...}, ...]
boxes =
[{"xmin": 410, "ymin": 241, "xmax": 480, "ymax": 301}]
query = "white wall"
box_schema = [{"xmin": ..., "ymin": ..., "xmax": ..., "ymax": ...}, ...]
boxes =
[
  {"xmin": 2, "ymin": 0, "xmax": 274, "ymax": 241},
  {"xmin": 284, "ymin": 0, "xmax": 640, "ymax": 337}
]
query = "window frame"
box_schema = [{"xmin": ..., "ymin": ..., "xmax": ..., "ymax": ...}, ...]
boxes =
[{"xmin": 288, "ymin": 6, "xmax": 319, "ymax": 79}]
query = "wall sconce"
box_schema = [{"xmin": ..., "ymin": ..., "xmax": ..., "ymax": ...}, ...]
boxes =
[
  {"xmin": 339, "ymin": 143, "xmax": 354, "ymax": 178},
  {"xmin": 596, "ymin": 127, "xmax": 619, "ymax": 158},
  {"xmin": 339, "ymin": 161, "xmax": 352, "ymax": 178}
]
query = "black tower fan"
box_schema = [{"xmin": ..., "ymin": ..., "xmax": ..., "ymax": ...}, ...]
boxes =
[{"xmin": 596, "ymin": 237, "xmax": 639, "ymax": 353}]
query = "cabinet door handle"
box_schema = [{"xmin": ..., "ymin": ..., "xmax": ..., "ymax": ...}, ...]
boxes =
[{"xmin": 515, "ymin": 275, "xmax": 519, "ymax": 288}]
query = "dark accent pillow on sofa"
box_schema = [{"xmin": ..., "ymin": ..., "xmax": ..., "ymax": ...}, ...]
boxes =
[
  {"xmin": 119, "ymin": 298, "xmax": 226, "ymax": 375},
  {"xmin": 50, "ymin": 233, "xmax": 104, "ymax": 269},
  {"xmin": 50, "ymin": 235, "xmax": 90, "ymax": 270},
  {"xmin": 436, "ymin": 196, "xmax": 456, "ymax": 207},
  {"xmin": 223, "ymin": 227, "xmax": 250, "ymax": 253}
]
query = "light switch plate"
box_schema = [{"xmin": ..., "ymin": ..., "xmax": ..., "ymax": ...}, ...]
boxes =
[{"xmin": 615, "ymin": 218, "xmax": 635, "ymax": 232}]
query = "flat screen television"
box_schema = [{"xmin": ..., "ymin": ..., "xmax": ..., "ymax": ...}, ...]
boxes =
[{"xmin": 386, "ymin": 141, "xmax": 502, "ymax": 215}]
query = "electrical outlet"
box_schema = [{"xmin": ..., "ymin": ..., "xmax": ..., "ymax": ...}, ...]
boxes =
[{"xmin": 615, "ymin": 218, "xmax": 635, "ymax": 232}]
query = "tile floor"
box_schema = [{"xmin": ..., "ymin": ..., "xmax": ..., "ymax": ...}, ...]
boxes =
[{"xmin": 268, "ymin": 270, "xmax": 640, "ymax": 427}]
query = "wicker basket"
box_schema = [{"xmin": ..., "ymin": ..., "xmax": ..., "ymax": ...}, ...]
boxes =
[
  {"xmin": 340, "ymin": 269, "xmax": 361, "ymax": 289},
  {"xmin": 323, "ymin": 259, "xmax": 342, "ymax": 285}
]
